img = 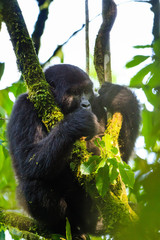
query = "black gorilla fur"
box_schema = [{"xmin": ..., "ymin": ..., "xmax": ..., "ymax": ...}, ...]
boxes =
[{"xmin": 7, "ymin": 64, "xmax": 140, "ymax": 236}]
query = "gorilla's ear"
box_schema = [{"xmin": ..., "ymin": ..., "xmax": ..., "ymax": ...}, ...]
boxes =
[
  {"xmin": 50, "ymin": 85, "xmax": 56, "ymax": 96},
  {"xmin": 45, "ymin": 73, "xmax": 56, "ymax": 90}
]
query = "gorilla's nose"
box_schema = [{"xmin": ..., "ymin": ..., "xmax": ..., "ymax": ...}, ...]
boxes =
[{"xmin": 80, "ymin": 99, "xmax": 91, "ymax": 110}]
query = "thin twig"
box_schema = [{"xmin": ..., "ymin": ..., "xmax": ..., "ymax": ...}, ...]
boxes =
[
  {"xmin": 85, "ymin": 0, "xmax": 89, "ymax": 74},
  {"xmin": 42, "ymin": 13, "xmax": 101, "ymax": 68},
  {"xmin": 0, "ymin": 117, "xmax": 9, "ymax": 121},
  {"xmin": 32, "ymin": 0, "xmax": 54, "ymax": 54}
]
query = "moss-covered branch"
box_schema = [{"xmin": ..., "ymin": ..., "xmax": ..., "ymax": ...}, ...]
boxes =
[
  {"xmin": 1, "ymin": 0, "xmax": 63, "ymax": 130},
  {"xmin": 94, "ymin": 0, "xmax": 117, "ymax": 84},
  {"xmin": 77, "ymin": 113, "xmax": 138, "ymax": 238},
  {"xmin": 0, "ymin": 209, "xmax": 54, "ymax": 239}
]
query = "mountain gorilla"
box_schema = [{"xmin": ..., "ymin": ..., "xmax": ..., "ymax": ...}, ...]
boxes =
[{"xmin": 7, "ymin": 64, "xmax": 140, "ymax": 237}]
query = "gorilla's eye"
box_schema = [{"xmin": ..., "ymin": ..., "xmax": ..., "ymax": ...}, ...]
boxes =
[
  {"xmin": 67, "ymin": 89, "xmax": 80, "ymax": 96},
  {"xmin": 82, "ymin": 92, "xmax": 93, "ymax": 102}
]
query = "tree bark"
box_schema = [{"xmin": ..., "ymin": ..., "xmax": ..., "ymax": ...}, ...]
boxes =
[
  {"xmin": 1, "ymin": 0, "xmax": 63, "ymax": 131},
  {"xmin": 151, "ymin": 0, "xmax": 160, "ymax": 41},
  {"xmin": 85, "ymin": 0, "xmax": 90, "ymax": 74},
  {"xmin": 0, "ymin": 209, "xmax": 54, "ymax": 239},
  {"xmin": 94, "ymin": 0, "xmax": 117, "ymax": 84}
]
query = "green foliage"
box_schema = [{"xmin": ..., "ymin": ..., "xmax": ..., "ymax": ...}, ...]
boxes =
[
  {"xmin": 125, "ymin": 55, "xmax": 150, "ymax": 68},
  {"xmin": 0, "ymin": 104, "xmax": 16, "ymax": 209},
  {"xmin": 80, "ymin": 155, "xmax": 101, "ymax": 175},
  {"xmin": 142, "ymin": 109, "xmax": 160, "ymax": 150},
  {"xmin": 0, "ymin": 230, "xmax": 5, "ymax": 240},
  {"xmin": 124, "ymin": 38, "xmax": 160, "ymax": 239},
  {"xmin": 0, "ymin": 80, "xmax": 26, "ymax": 210},
  {"xmin": 95, "ymin": 164, "xmax": 110, "ymax": 197},
  {"xmin": 126, "ymin": 39, "xmax": 160, "ymax": 158},
  {"xmin": 133, "ymin": 44, "xmax": 152, "ymax": 49},
  {"xmin": 118, "ymin": 162, "xmax": 135, "ymax": 188},
  {"xmin": 66, "ymin": 218, "xmax": 72, "ymax": 240},
  {"xmin": 0, "ymin": 63, "xmax": 5, "ymax": 80},
  {"xmin": 8, "ymin": 81, "xmax": 26, "ymax": 98},
  {"xmin": 80, "ymin": 133, "xmax": 135, "ymax": 197}
]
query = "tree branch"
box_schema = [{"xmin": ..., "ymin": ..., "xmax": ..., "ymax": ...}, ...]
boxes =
[
  {"xmin": 1, "ymin": 0, "xmax": 63, "ymax": 131},
  {"xmin": 32, "ymin": 0, "xmax": 54, "ymax": 54},
  {"xmin": 42, "ymin": 14, "xmax": 101, "ymax": 68},
  {"xmin": 94, "ymin": 0, "xmax": 117, "ymax": 84},
  {"xmin": 0, "ymin": 209, "xmax": 55, "ymax": 239},
  {"xmin": 76, "ymin": 113, "xmax": 138, "ymax": 238},
  {"xmin": 150, "ymin": 0, "xmax": 160, "ymax": 41},
  {"xmin": 85, "ymin": 0, "xmax": 89, "ymax": 74},
  {"xmin": 42, "ymin": 23, "xmax": 86, "ymax": 67}
]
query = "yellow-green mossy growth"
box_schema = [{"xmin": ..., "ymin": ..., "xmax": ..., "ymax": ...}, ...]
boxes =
[
  {"xmin": 28, "ymin": 81, "xmax": 63, "ymax": 131},
  {"xmin": 106, "ymin": 112, "xmax": 123, "ymax": 146},
  {"xmin": 73, "ymin": 113, "xmax": 138, "ymax": 235},
  {"xmin": 69, "ymin": 138, "xmax": 92, "ymax": 179}
]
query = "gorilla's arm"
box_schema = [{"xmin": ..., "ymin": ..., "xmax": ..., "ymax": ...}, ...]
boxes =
[
  {"xmin": 98, "ymin": 82, "xmax": 140, "ymax": 162},
  {"xmin": 8, "ymin": 94, "xmax": 97, "ymax": 179}
]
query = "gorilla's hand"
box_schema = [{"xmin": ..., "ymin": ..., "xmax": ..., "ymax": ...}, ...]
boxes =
[{"xmin": 65, "ymin": 108, "xmax": 99, "ymax": 141}]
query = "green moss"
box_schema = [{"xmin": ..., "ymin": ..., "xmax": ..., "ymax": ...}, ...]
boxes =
[
  {"xmin": 69, "ymin": 139, "xmax": 92, "ymax": 180},
  {"xmin": 28, "ymin": 83, "xmax": 63, "ymax": 130}
]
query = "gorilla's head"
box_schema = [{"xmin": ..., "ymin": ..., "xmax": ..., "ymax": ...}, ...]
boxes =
[{"xmin": 45, "ymin": 64, "xmax": 94, "ymax": 114}]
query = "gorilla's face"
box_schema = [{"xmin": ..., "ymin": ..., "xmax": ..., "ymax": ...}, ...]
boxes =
[
  {"xmin": 45, "ymin": 64, "xmax": 94, "ymax": 115},
  {"xmin": 60, "ymin": 90, "xmax": 94, "ymax": 115}
]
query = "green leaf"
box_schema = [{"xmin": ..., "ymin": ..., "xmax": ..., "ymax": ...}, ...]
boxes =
[
  {"xmin": 96, "ymin": 164, "xmax": 110, "ymax": 197},
  {"xmin": 134, "ymin": 44, "xmax": 152, "ymax": 49},
  {"xmin": 0, "ymin": 107, "xmax": 6, "ymax": 128},
  {"xmin": 122, "ymin": 161, "xmax": 131, "ymax": 170},
  {"xmin": 118, "ymin": 162, "xmax": 135, "ymax": 188},
  {"xmin": 142, "ymin": 109, "xmax": 160, "ymax": 149},
  {"xmin": 108, "ymin": 158, "xmax": 119, "ymax": 183},
  {"xmin": 0, "ymin": 117, "xmax": 5, "ymax": 128},
  {"xmin": 142, "ymin": 84, "xmax": 160, "ymax": 108},
  {"xmin": 109, "ymin": 164, "xmax": 119, "ymax": 183},
  {"xmin": 66, "ymin": 218, "xmax": 72, "ymax": 240},
  {"xmin": 80, "ymin": 155, "xmax": 101, "ymax": 175},
  {"xmin": 0, "ymin": 140, "xmax": 4, "ymax": 146},
  {"xmin": 0, "ymin": 63, "xmax": 5, "ymax": 80},
  {"xmin": 55, "ymin": 47, "xmax": 64, "ymax": 63},
  {"xmin": 0, "ymin": 230, "xmax": 5, "ymax": 240},
  {"xmin": 153, "ymin": 39, "xmax": 160, "ymax": 56},
  {"xmin": 0, "ymin": 145, "xmax": 4, "ymax": 171},
  {"xmin": 9, "ymin": 81, "xmax": 26, "ymax": 98},
  {"xmin": 96, "ymin": 157, "xmax": 107, "ymax": 171},
  {"xmin": 126, "ymin": 55, "xmax": 150, "ymax": 68},
  {"xmin": 107, "ymin": 158, "xmax": 118, "ymax": 167},
  {"xmin": 129, "ymin": 64, "xmax": 152, "ymax": 88},
  {"xmin": 111, "ymin": 147, "xmax": 118, "ymax": 155},
  {"xmin": 0, "ymin": 89, "xmax": 13, "ymax": 115},
  {"xmin": 94, "ymin": 138, "xmax": 105, "ymax": 148}
]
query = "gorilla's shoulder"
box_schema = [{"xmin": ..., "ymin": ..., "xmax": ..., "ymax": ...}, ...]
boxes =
[
  {"xmin": 15, "ymin": 93, "xmax": 34, "ymax": 107},
  {"xmin": 12, "ymin": 93, "xmax": 36, "ymax": 115}
]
